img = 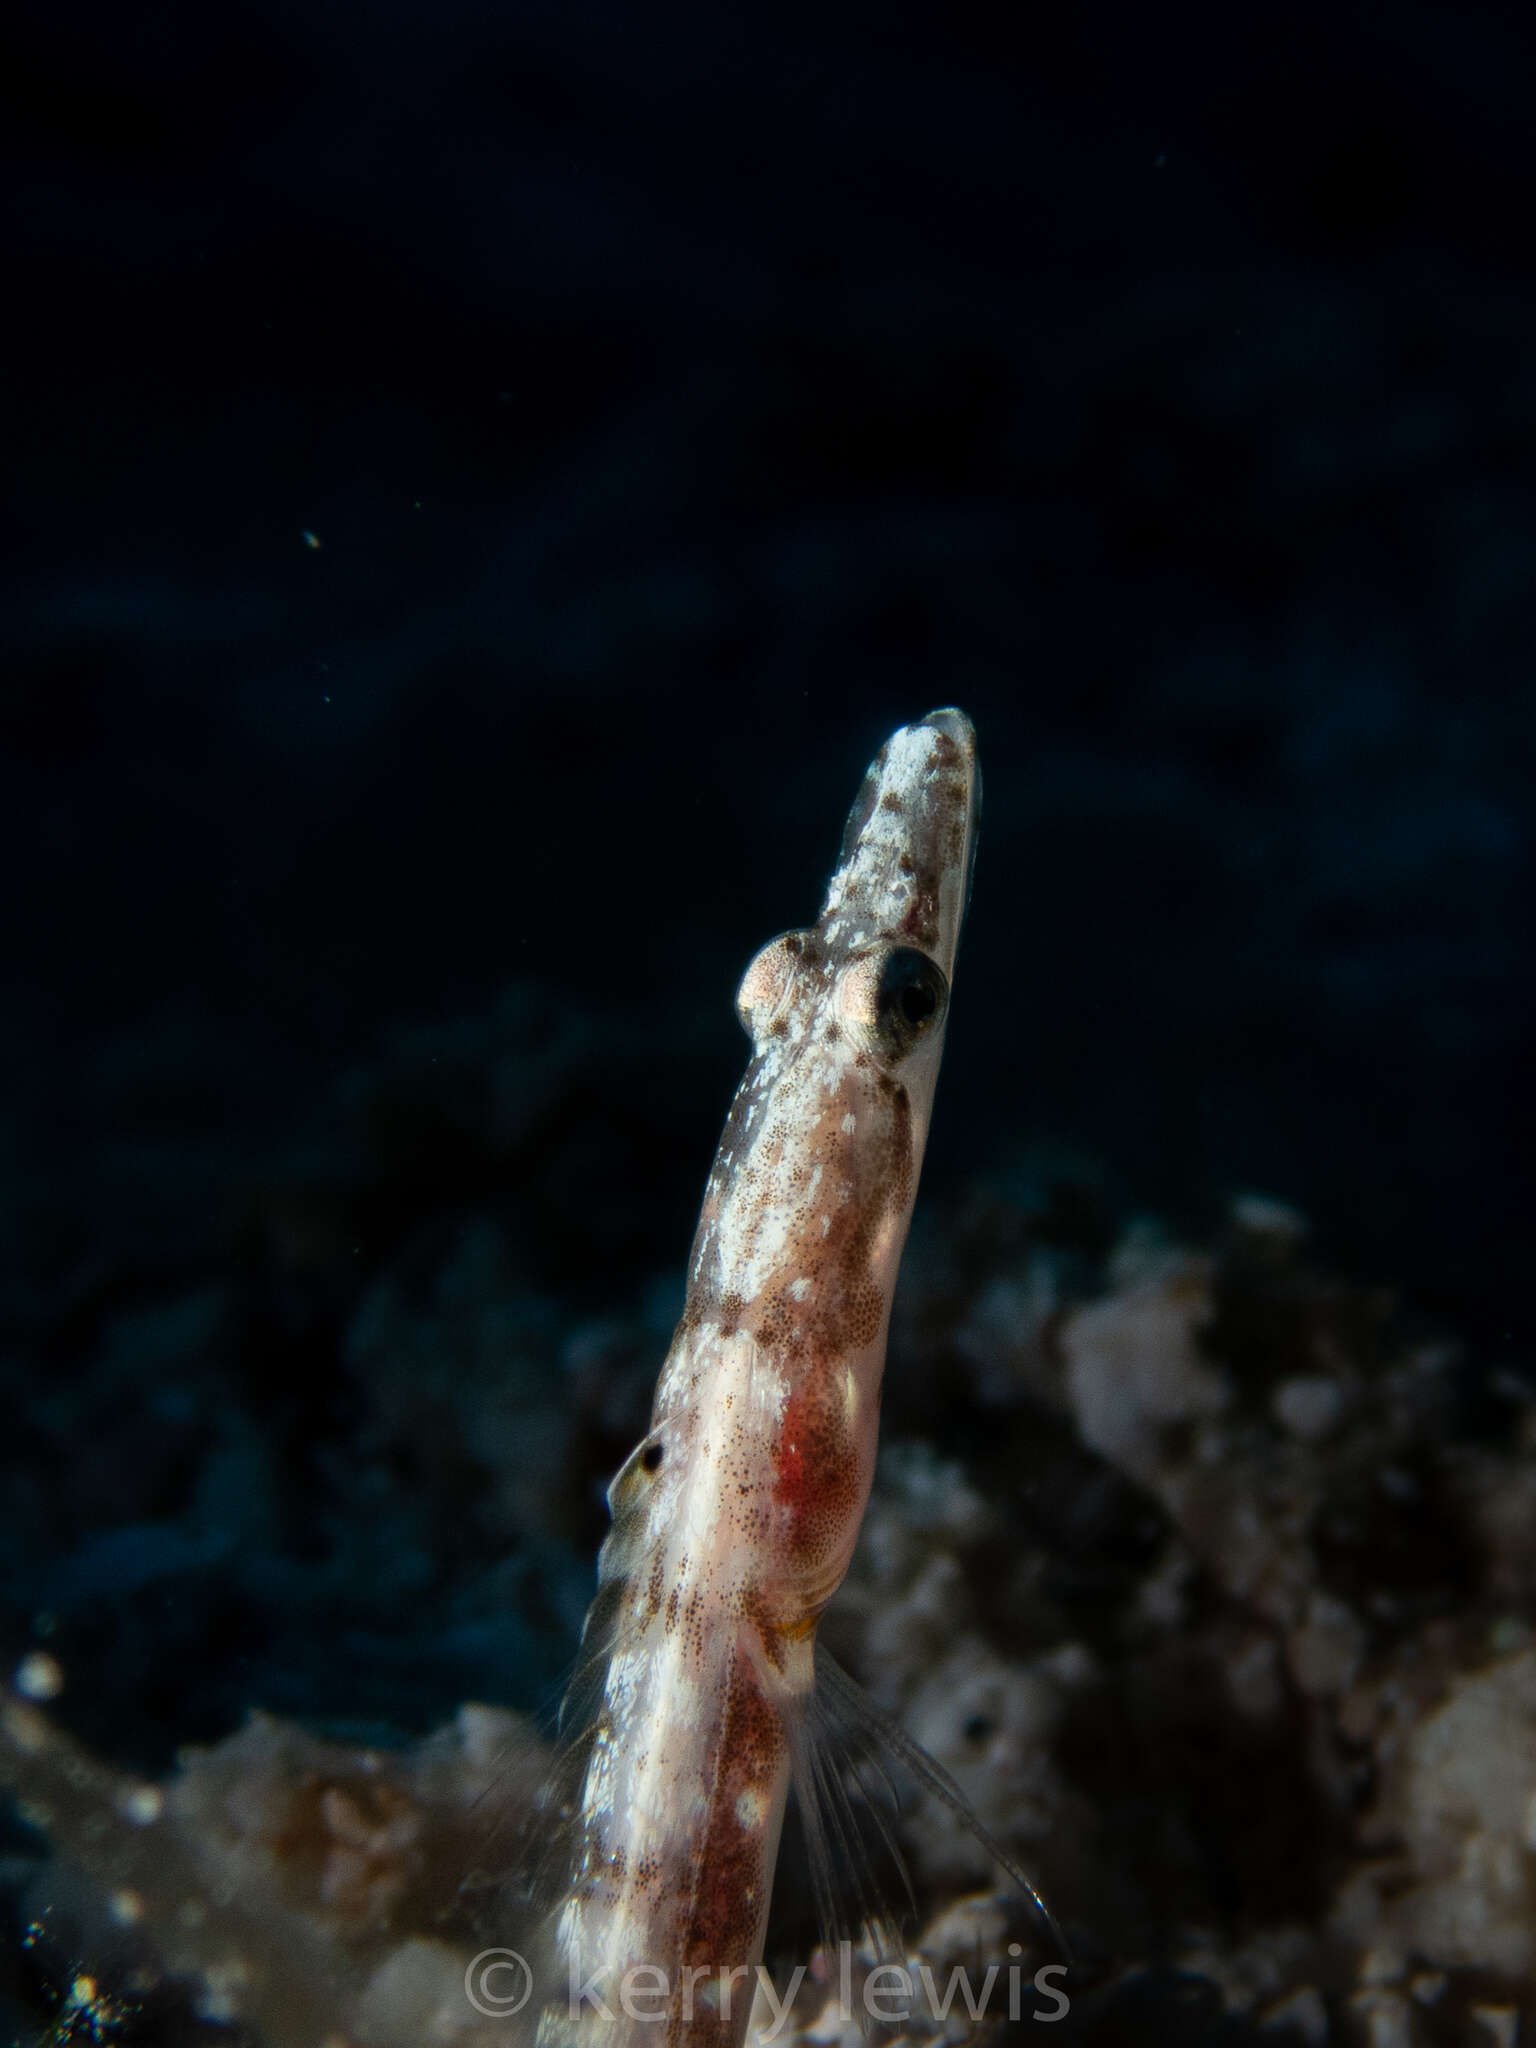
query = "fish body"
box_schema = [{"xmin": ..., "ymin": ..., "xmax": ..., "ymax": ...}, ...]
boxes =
[{"xmin": 541, "ymin": 710, "xmax": 979, "ymax": 2048}]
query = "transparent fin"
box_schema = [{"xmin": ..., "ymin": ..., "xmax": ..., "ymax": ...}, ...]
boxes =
[
  {"xmin": 454, "ymin": 1712, "xmax": 563, "ymax": 1947},
  {"xmin": 786, "ymin": 1668, "xmax": 912, "ymax": 1975},
  {"xmin": 461, "ymin": 1560, "xmax": 653, "ymax": 1938},
  {"xmin": 806, "ymin": 1647, "xmax": 1070, "ymax": 1966},
  {"xmin": 463, "ymin": 1411, "xmax": 673, "ymax": 1941}
]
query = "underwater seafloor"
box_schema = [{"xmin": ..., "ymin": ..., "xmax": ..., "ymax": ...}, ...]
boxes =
[{"xmin": 2, "ymin": 963, "xmax": 1532, "ymax": 2046}]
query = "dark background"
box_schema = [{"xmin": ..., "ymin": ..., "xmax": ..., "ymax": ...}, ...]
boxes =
[{"xmin": 1, "ymin": 0, "xmax": 1531, "ymax": 1762}]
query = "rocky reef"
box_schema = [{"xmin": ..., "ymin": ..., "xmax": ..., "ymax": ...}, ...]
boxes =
[{"xmin": 5, "ymin": 1128, "xmax": 1531, "ymax": 2045}]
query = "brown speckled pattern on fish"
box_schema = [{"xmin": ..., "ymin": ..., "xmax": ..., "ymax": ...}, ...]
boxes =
[{"xmin": 540, "ymin": 711, "xmax": 978, "ymax": 2048}]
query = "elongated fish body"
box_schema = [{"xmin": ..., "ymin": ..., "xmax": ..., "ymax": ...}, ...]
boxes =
[{"xmin": 541, "ymin": 710, "xmax": 979, "ymax": 2048}]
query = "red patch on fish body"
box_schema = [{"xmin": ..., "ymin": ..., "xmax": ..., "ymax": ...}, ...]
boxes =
[{"xmin": 770, "ymin": 1376, "xmax": 862, "ymax": 1576}]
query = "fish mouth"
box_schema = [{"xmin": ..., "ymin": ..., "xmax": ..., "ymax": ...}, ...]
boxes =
[
  {"xmin": 917, "ymin": 704, "xmax": 975, "ymax": 746},
  {"xmin": 917, "ymin": 706, "xmax": 981, "ymax": 934},
  {"xmin": 822, "ymin": 708, "xmax": 980, "ymax": 982}
]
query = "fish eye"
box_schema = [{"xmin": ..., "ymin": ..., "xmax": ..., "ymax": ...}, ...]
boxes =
[
  {"xmin": 874, "ymin": 947, "xmax": 948, "ymax": 1058},
  {"xmin": 841, "ymin": 945, "xmax": 949, "ymax": 1062},
  {"xmin": 735, "ymin": 931, "xmax": 805, "ymax": 1040}
]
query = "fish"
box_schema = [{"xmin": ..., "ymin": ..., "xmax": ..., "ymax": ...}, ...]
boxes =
[{"xmin": 536, "ymin": 709, "xmax": 1016, "ymax": 2048}]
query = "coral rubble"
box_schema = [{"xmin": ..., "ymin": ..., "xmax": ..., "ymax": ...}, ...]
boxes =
[{"xmin": 4, "ymin": 1175, "xmax": 1532, "ymax": 2045}]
